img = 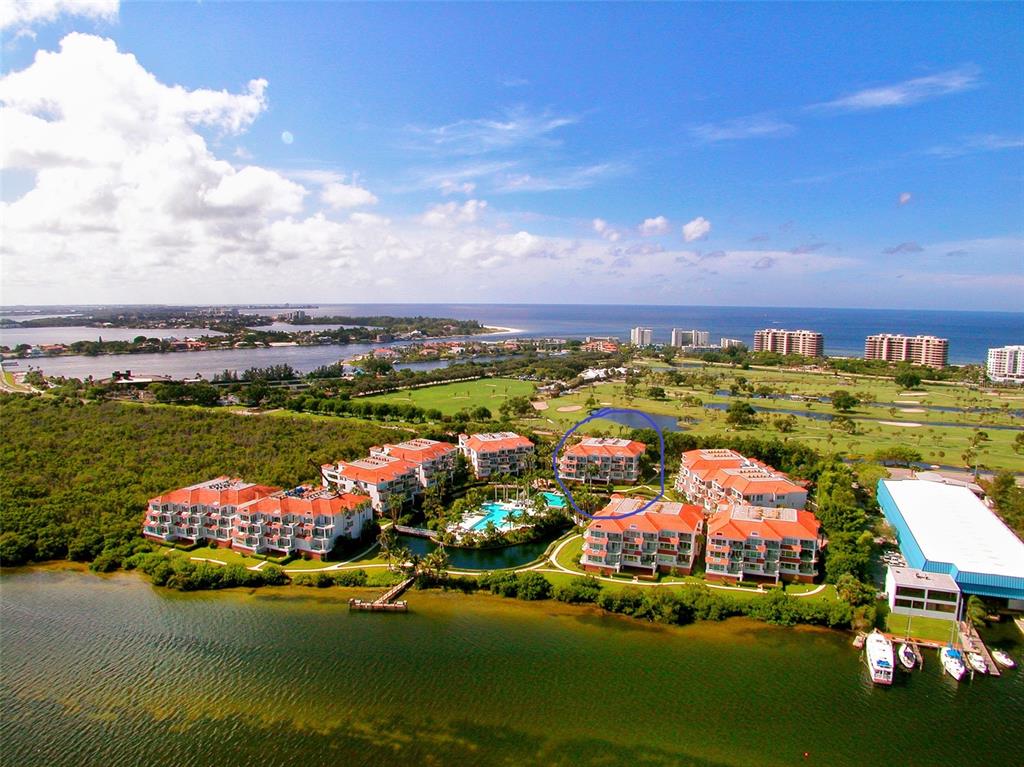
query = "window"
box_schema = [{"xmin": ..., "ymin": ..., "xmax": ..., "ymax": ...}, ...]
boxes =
[{"xmin": 896, "ymin": 586, "xmax": 927, "ymax": 599}]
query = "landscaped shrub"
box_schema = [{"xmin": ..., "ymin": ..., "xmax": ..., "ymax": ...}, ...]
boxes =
[
  {"xmin": 552, "ymin": 576, "xmax": 602, "ymax": 604},
  {"xmin": 478, "ymin": 571, "xmax": 520, "ymax": 597},
  {"xmin": 333, "ymin": 569, "xmax": 368, "ymax": 587},
  {"xmin": 515, "ymin": 572, "xmax": 552, "ymax": 600}
]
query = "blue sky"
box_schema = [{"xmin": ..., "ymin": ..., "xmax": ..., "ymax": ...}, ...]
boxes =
[{"xmin": 1, "ymin": 1, "xmax": 1021, "ymax": 309}]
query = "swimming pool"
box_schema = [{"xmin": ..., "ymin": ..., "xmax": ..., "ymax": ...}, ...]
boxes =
[
  {"xmin": 467, "ymin": 501, "xmax": 523, "ymax": 532},
  {"xmin": 541, "ymin": 492, "xmax": 565, "ymax": 508}
]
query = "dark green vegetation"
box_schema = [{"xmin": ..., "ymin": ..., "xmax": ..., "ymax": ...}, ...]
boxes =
[
  {"xmin": 0, "ymin": 310, "xmax": 488, "ymax": 356},
  {"xmin": 986, "ymin": 471, "xmax": 1024, "ymax": 536},
  {"xmin": 125, "ymin": 551, "xmax": 288, "ymax": 590},
  {"xmin": 0, "ymin": 395, "xmax": 395, "ymax": 567},
  {"xmin": 475, "ymin": 572, "xmax": 854, "ymax": 628}
]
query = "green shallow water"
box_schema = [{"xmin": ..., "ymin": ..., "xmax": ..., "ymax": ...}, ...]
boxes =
[{"xmin": 1, "ymin": 569, "xmax": 1021, "ymax": 767}]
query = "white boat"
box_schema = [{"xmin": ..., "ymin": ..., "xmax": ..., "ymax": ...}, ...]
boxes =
[
  {"xmin": 898, "ymin": 643, "xmax": 917, "ymax": 670},
  {"xmin": 966, "ymin": 652, "xmax": 988, "ymax": 674},
  {"xmin": 865, "ymin": 630, "xmax": 895, "ymax": 685},
  {"xmin": 991, "ymin": 649, "xmax": 1016, "ymax": 669},
  {"xmin": 940, "ymin": 647, "xmax": 967, "ymax": 681}
]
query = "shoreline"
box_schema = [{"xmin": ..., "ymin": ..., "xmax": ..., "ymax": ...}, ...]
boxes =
[
  {"xmin": 2, "ymin": 564, "xmax": 853, "ymax": 639},
  {"xmin": 1, "ymin": 328, "xmax": 521, "ymax": 367}
]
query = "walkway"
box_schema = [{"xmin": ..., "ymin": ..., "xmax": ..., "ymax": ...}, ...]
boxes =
[
  {"xmin": 544, "ymin": 534, "xmax": 828, "ymax": 597},
  {"xmin": 196, "ymin": 530, "xmax": 827, "ymax": 599}
]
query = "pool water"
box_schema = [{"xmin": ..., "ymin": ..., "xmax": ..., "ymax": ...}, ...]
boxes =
[
  {"xmin": 541, "ymin": 491, "xmax": 565, "ymax": 508},
  {"xmin": 470, "ymin": 502, "xmax": 523, "ymax": 531}
]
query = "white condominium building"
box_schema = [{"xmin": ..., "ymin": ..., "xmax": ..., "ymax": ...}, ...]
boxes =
[
  {"xmin": 369, "ymin": 439, "xmax": 458, "ymax": 489},
  {"xmin": 458, "ymin": 432, "xmax": 535, "ymax": 478},
  {"xmin": 321, "ymin": 455, "xmax": 420, "ymax": 512},
  {"xmin": 987, "ymin": 345, "xmax": 1024, "ymax": 384},
  {"xmin": 670, "ymin": 328, "xmax": 710, "ymax": 347},
  {"xmin": 630, "ymin": 326, "xmax": 653, "ymax": 346},
  {"xmin": 753, "ymin": 328, "xmax": 824, "ymax": 357},
  {"xmin": 864, "ymin": 334, "xmax": 948, "ymax": 368}
]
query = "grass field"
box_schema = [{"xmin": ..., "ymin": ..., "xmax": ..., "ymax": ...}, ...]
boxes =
[
  {"xmin": 521, "ymin": 377, "xmax": 1023, "ymax": 472},
  {"xmin": 364, "ymin": 377, "xmax": 536, "ymax": 415},
  {"xmin": 182, "ymin": 543, "xmax": 387, "ymax": 571},
  {"xmin": 884, "ymin": 612, "xmax": 957, "ymax": 643}
]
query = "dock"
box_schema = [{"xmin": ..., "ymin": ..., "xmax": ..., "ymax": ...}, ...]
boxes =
[
  {"xmin": 393, "ymin": 525, "xmax": 439, "ymax": 540},
  {"xmin": 348, "ymin": 576, "xmax": 415, "ymax": 612},
  {"xmin": 957, "ymin": 620, "xmax": 1001, "ymax": 676}
]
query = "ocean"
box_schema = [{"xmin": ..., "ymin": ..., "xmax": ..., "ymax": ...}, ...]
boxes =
[
  {"xmin": 253, "ymin": 303, "xmax": 1024, "ymax": 363},
  {"xmin": 3, "ymin": 304, "xmax": 1021, "ymax": 380}
]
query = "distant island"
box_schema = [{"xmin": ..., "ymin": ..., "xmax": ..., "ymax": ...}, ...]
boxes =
[{"xmin": 0, "ymin": 306, "xmax": 495, "ymax": 358}]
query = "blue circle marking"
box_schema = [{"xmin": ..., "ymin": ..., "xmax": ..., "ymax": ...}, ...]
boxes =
[{"xmin": 552, "ymin": 407, "xmax": 666, "ymax": 520}]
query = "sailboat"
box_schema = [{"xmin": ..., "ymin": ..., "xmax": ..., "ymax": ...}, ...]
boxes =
[
  {"xmin": 940, "ymin": 646, "xmax": 967, "ymax": 681},
  {"xmin": 898, "ymin": 643, "xmax": 917, "ymax": 670},
  {"xmin": 865, "ymin": 630, "xmax": 895, "ymax": 685},
  {"xmin": 966, "ymin": 652, "xmax": 988, "ymax": 675},
  {"xmin": 991, "ymin": 649, "xmax": 1016, "ymax": 669}
]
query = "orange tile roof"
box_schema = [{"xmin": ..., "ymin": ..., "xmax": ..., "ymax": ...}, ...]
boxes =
[
  {"xmin": 332, "ymin": 456, "xmax": 418, "ymax": 485},
  {"xmin": 713, "ymin": 469, "xmax": 805, "ymax": 496},
  {"xmin": 707, "ymin": 504, "xmax": 820, "ymax": 541},
  {"xmin": 241, "ymin": 489, "xmax": 369, "ymax": 517},
  {"xmin": 150, "ymin": 476, "xmax": 279, "ymax": 507},
  {"xmin": 462, "ymin": 432, "xmax": 534, "ymax": 453},
  {"xmin": 378, "ymin": 439, "xmax": 457, "ymax": 463},
  {"xmin": 564, "ymin": 438, "xmax": 645, "ymax": 458},
  {"xmin": 587, "ymin": 496, "xmax": 703, "ymax": 534}
]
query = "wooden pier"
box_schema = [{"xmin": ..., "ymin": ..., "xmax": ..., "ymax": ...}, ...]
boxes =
[
  {"xmin": 393, "ymin": 525, "xmax": 439, "ymax": 540},
  {"xmin": 348, "ymin": 576, "xmax": 415, "ymax": 613},
  {"xmin": 957, "ymin": 620, "xmax": 1001, "ymax": 676}
]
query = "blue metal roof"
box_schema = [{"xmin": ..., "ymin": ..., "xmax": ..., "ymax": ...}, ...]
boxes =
[{"xmin": 877, "ymin": 479, "xmax": 1024, "ymax": 601}]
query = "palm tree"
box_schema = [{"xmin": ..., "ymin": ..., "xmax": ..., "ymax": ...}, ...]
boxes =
[
  {"xmin": 392, "ymin": 545, "xmax": 414, "ymax": 573},
  {"xmin": 424, "ymin": 545, "xmax": 450, "ymax": 578},
  {"xmin": 377, "ymin": 525, "xmax": 397, "ymax": 566}
]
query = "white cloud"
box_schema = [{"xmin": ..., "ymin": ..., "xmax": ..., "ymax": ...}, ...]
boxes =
[
  {"xmin": 440, "ymin": 180, "xmax": 476, "ymax": 195},
  {"xmin": 674, "ymin": 248, "xmax": 855, "ymax": 274},
  {"xmin": 682, "ymin": 216, "xmax": 711, "ymax": 242},
  {"xmin": 321, "ymin": 181, "xmax": 378, "ymax": 209},
  {"xmin": 592, "ymin": 218, "xmax": 620, "ymax": 242},
  {"xmin": 923, "ymin": 134, "xmax": 1024, "ymax": 158},
  {"xmin": 638, "ymin": 216, "xmax": 669, "ymax": 236},
  {"xmin": 0, "ymin": 34, "xmax": 312, "ymax": 290},
  {"xmin": 494, "ymin": 161, "xmax": 628, "ymax": 192},
  {"xmin": 416, "ymin": 106, "xmax": 577, "ymax": 155},
  {"xmin": 810, "ymin": 66, "xmax": 979, "ymax": 112},
  {"xmin": 203, "ymin": 165, "xmax": 305, "ymax": 213},
  {"xmin": 898, "ymin": 192, "xmax": 912, "ymax": 206},
  {"xmin": 420, "ymin": 199, "xmax": 488, "ymax": 227},
  {"xmin": 0, "ymin": 0, "xmax": 117, "ymax": 31},
  {"xmin": 689, "ymin": 115, "xmax": 795, "ymax": 143}
]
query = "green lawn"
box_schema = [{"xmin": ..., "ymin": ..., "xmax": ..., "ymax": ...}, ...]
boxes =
[
  {"xmin": 524, "ymin": 377, "xmax": 1023, "ymax": 472},
  {"xmin": 885, "ymin": 612, "xmax": 957, "ymax": 643},
  {"xmin": 183, "ymin": 542, "xmax": 388, "ymax": 571},
  {"xmin": 364, "ymin": 377, "xmax": 536, "ymax": 416}
]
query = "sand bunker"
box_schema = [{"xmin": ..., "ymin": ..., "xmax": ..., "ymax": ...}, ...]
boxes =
[
  {"xmin": 899, "ymin": 408, "xmax": 926, "ymax": 413},
  {"xmin": 879, "ymin": 420, "xmax": 923, "ymax": 427},
  {"xmin": 898, "ymin": 392, "xmax": 928, "ymax": 397},
  {"xmin": 557, "ymin": 405, "xmax": 584, "ymax": 412},
  {"xmin": 531, "ymin": 401, "xmax": 549, "ymax": 411}
]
